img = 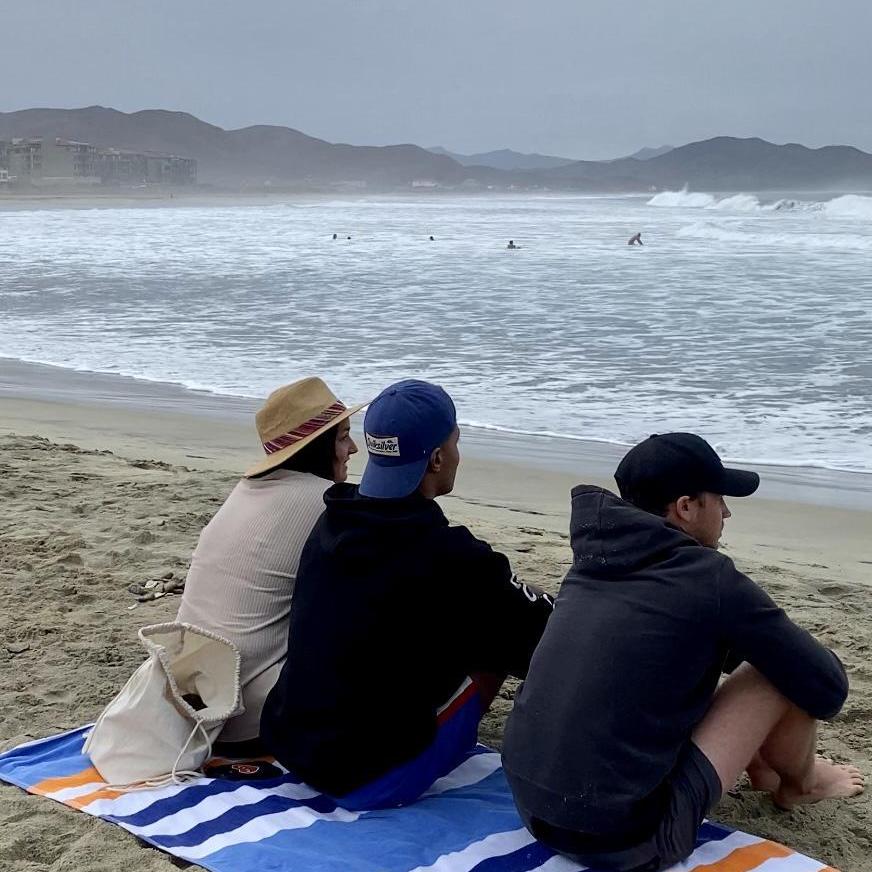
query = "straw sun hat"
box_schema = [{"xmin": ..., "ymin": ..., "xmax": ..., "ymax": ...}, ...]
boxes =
[{"xmin": 244, "ymin": 377, "xmax": 366, "ymax": 478}]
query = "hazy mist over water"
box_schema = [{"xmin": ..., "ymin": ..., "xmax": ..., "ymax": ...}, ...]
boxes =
[{"xmin": 1, "ymin": 193, "xmax": 871, "ymax": 472}]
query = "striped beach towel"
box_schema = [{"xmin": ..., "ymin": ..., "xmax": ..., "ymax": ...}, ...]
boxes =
[{"xmin": 0, "ymin": 727, "xmax": 835, "ymax": 872}]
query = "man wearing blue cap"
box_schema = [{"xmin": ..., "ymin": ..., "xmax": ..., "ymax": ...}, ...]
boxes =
[{"xmin": 261, "ymin": 379, "xmax": 553, "ymax": 809}]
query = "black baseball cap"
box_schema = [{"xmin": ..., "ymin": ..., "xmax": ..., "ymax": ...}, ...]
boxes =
[{"xmin": 615, "ymin": 432, "xmax": 760, "ymax": 508}]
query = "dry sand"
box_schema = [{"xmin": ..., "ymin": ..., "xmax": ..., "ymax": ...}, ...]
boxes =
[{"xmin": 0, "ymin": 400, "xmax": 870, "ymax": 870}]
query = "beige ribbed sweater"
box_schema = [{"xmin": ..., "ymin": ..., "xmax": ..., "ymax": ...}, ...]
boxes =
[{"xmin": 176, "ymin": 468, "xmax": 330, "ymax": 741}]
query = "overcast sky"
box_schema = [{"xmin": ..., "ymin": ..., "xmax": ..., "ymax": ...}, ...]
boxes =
[{"xmin": 3, "ymin": 0, "xmax": 871, "ymax": 159}]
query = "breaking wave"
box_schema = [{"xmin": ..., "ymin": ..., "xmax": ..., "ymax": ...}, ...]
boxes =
[
  {"xmin": 676, "ymin": 221, "xmax": 872, "ymax": 251},
  {"xmin": 647, "ymin": 188, "xmax": 872, "ymax": 218},
  {"xmin": 821, "ymin": 194, "xmax": 872, "ymax": 219},
  {"xmin": 646, "ymin": 189, "xmax": 717, "ymax": 208}
]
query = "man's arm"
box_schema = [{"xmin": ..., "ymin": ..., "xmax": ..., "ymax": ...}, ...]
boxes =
[
  {"xmin": 447, "ymin": 528, "xmax": 553, "ymax": 678},
  {"xmin": 717, "ymin": 561, "xmax": 848, "ymax": 720}
]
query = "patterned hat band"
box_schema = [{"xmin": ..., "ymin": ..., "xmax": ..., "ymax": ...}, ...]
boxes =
[{"xmin": 262, "ymin": 401, "xmax": 348, "ymax": 454}]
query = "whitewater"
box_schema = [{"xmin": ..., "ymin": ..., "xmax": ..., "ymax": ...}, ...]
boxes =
[{"xmin": 1, "ymin": 191, "xmax": 871, "ymax": 472}]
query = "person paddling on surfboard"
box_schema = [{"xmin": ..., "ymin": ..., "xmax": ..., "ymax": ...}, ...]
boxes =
[
  {"xmin": 628, "ymin": 232, "xmax": 643, "ymax": 246},
  {"xmin": 507, "ymin": 239, "xmax": 521, "ymax": 249}
]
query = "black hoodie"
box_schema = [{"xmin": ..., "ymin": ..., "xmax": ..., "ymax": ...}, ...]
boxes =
[
  {"xmin": 260, "ymin": 482, "xmax": 553, "ymax": 796},
  {"xmin": 502, "ymin": 485, "xmax": 848, "ymax": 842}
]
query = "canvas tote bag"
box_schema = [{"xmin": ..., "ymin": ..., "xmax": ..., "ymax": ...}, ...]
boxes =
[{"xmin": 84, "ymin": 622, "xmax": 243, "ymax": 787}]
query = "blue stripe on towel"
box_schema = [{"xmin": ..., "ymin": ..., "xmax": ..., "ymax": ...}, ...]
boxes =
[
  {"xmin": 469, "ymin": 839, "xmax": 561, "ymax": 872},
  {"xmin": 107, "ymin": 774, "xmax": 293, "ymax": 826},
  {"xmin": 199, "ymin": 770, "xmax": 519, "ymax": 872},
  {"xmin": 696, "ymin": 820, "xmax": 731, "ymax": 845},
  {"xmin": 0, "ymin": 727, "xmax": 92, "ymax": 788},
  {"xmin": 147, "ymin": 792, "xmax": 341, "ymax": 849}
]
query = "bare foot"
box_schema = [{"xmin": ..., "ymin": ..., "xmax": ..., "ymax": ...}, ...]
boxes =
[{"xmin": 774, "ymin": 759, "xmax": 865, "ymax": 809}]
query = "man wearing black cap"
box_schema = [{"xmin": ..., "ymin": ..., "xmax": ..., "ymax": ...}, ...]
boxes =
[
  {"xmin": 261, "ymin": 379, "xmax": 553, "ymax": 810},
  {"xmin": 502, "ymin": 433, "xmax": 862, "ymax": 872}
]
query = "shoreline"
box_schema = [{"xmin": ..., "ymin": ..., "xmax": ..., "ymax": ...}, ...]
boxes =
[
  {"xmin": 2, "ymin": 356, "xmax": 871, "ymax": 590},
  {"xmin": 1, "ymin": 188, "xmax": 868, "ymax": 208},
  {"xmin": 0, "ymin": 191, "xmax": 638, "ymax": 211},
  {"xmin": 3, "ymin": 356, "xmax": 872, "ymax": 510}
]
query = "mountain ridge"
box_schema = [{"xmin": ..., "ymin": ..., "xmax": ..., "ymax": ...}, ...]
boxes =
[
  {"xmin": 3, "ymin": 107, "xmax": 872, "ymax": 191},
  {"xmin": 0, "ymin": 106, "xmax": 469, "ymax": 186},
  {"xmin": 539, "ymin": 136, "xmax": 872, "ymax": 190},
  {"xmin": 427, "ymin": 146, "xmax": 576, "ymax": 171}
]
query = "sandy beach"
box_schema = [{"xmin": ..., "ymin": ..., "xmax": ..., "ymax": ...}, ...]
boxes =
[{"xmin": 0, "ymin": 365, "xmax": 870, "ymax": 871}]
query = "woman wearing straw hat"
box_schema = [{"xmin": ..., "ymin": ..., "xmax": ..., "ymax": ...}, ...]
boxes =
[{"xmin": 176, "ymin": 377, "xmax": 365, "ymax": 750}]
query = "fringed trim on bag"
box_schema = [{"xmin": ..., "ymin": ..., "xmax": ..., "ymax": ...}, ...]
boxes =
[{"xmin": 138, "ymin": 622, "xmax": 244, "ymax": 725}]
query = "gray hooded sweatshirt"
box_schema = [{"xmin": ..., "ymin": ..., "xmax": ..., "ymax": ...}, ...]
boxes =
[{"xmin": 502, "ymin": 485, "xmax": 847, "ymax": 843}]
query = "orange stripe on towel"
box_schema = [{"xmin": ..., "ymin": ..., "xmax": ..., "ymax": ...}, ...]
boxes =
[
  {"xmin": 698, "ymin": 840, "xmax": 793, "ymax": 872},
  {"xmin": 31, "ymin": 768, "xmax": 124, "ymax": 808},
  {"xmin": 32, "ymin": 766, "xmax": 105, "ymax": 795},
  {"xmin": 67, "ymin": 786, "xmax": 124, "ymax": 809}
]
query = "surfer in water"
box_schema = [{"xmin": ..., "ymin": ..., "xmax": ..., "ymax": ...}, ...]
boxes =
[
  {"xmin": 628, "ymin": 232, "xmax": 643, "ymax": 246},
  {"xmin": 507, "ymin": 240, "xmax": 521, "ymax": 249}
]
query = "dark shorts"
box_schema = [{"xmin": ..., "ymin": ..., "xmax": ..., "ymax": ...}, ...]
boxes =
[{"xmin": 525, "ymin": 742, "xmax": 723, "ymax": 872}]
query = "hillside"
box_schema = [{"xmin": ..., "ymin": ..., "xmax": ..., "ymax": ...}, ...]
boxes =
[
  {"xmin": 0, "ymin": 106, "xmax": 468, "ymax": 187},
  {"xmin": 3, "ymin": 108, "xmax": 872, "ymax": 192},
  {"xmin": 543, "ymin": 137, "xmax": 872, "ymax": 190},
  {"xmin": 428, "ymin": 146, "xmax": 575, "ymax": 170},
  {"xmin": 620, "ymin": 145, "xmax": 674, "ymax": 161}
]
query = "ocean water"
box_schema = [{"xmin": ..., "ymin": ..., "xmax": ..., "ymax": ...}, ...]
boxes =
[{"xmin": 1, "ymin": 192, "xmax": 871, "ymax": 472}]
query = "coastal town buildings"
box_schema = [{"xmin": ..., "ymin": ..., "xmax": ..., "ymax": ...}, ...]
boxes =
[
  {"xmin": 0, "ymin": 137, "xmax": 196, "ymax": 187},
  {"xmin": 5, "ymin": 138, "xmax": 100, "ymax": 185},
  {"xmin": 98, "ymin": 148, "xmax": 197, "ymax": 185}
]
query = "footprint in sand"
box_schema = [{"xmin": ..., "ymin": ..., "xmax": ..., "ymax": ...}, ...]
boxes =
[
  {"xmin": 43, "ymin": 688, "xmax": 74, "ymax": 703},
  {"xmin": 50, "ymin": 552, "xmax": 83, "ymax": 567}
]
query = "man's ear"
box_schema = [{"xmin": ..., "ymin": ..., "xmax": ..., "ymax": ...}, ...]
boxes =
[
  {"xmin": 672, "ymin": 495, "xmax": 694, "ymax": 521},
  {"xmin": 428, "ymin": 446, "xmax": 443, "ymax": 473}
]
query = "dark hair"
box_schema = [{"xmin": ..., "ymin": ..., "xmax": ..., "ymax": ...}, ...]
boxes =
[
  {"xmin": 280, "ymin": 425, "xmax": 338, "ymax": 480},
  {"xmin": 621, "ymin": 488, "xmax": 702, "ymax": 517}
]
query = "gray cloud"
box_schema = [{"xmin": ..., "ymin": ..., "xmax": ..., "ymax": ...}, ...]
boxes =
[{"xmin": 3, "ymin": 0, "xmax": 871, "ymax": 159}]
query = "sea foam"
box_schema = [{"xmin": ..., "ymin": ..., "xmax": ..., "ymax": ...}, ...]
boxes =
[
  {"xmin": 2, "ymin": 194, "xmax": 871, "ymax": 473},
  {"xmin": 648, "ymin": 188, "xmax": 872, "ymax": 218}
]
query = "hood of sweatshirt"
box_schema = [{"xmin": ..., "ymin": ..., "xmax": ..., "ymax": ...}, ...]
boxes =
[
  {"xmin": 316, "ymin": 482, "xmax": 448, "ymax": 568},
  {"xmin": 568, "ymin": 485, "xmax": 700, "ymax": 578}
]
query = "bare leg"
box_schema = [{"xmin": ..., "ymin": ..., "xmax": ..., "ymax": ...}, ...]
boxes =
[
  {"xmin": 764, "ymin": 706, "xmax": 865, "ymax": 808},
  {"xmin": 746, "ymin": 752, "xmax": 781, "ymax": 792},
  {"xmin": 692, "ymin": 663, "xmax": 863, "ymax": 806}
]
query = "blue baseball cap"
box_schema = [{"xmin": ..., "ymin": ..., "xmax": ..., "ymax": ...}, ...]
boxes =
[{"xmin": 359, "ymin": 379, "xmax": 457, "ymax": 499}]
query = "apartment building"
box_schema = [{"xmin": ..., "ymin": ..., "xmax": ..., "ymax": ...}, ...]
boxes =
[
  {"xmin": 99, "ymin": 149, "xmax": 197, "ymax": 185},
  {"xmin": 3, "ymin": 138, "xmax": 100, "ymax": 184},
  {"xmin": 0, "ymin": 137, "xmax": 197, "ymax": 187}
]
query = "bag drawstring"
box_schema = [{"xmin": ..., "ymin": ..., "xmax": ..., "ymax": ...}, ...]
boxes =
[{"xmin": 102, "ymin": 718, "xmax": 214, "ymax": 793}]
